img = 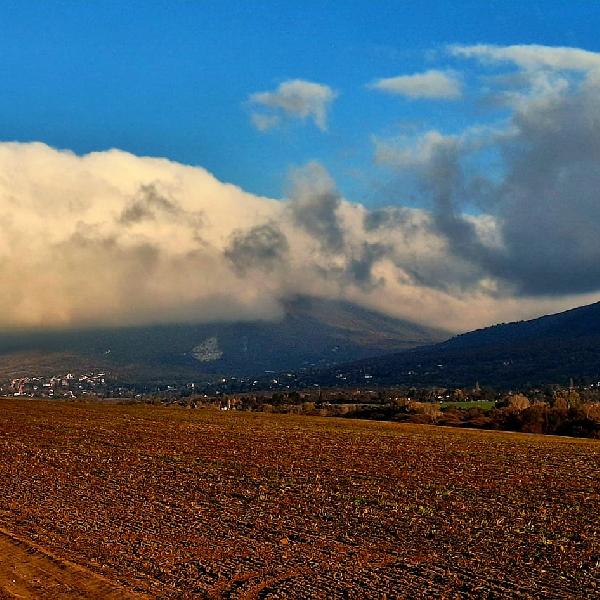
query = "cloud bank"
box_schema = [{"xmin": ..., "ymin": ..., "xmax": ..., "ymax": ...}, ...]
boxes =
[{"xmin": 0, "ymin": 137, "xmax": 595, "ymax": 334}]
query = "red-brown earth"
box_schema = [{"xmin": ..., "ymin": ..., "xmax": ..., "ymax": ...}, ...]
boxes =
[{"xmin": 0, "ymin": 398, "xmax": 598, "ymax": 598}]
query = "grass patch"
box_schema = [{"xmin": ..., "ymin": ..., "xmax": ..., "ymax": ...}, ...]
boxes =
[{"xmin": 439, "ymin": 400, "xmax": 495, "ymax": 410}]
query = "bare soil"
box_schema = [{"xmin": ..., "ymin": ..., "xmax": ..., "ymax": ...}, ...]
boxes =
[{"xmin": 0, "ymin": 398, "xmax": 598, "ymax": 598}]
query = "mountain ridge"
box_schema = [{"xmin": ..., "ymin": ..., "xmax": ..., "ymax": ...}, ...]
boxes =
[{"xmin": 305, "ymin": 300, "xmax": 600, "ymax": 389}]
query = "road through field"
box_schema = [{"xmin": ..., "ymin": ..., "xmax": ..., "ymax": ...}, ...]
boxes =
[{"xmin": 0, "ymin": 398, "xmax": 598, "ymax": 598}]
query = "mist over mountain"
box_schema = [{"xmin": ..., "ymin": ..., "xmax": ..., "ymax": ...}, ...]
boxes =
[
  {"xmin": 0, "ymin": 296, "xmax": 447, "ymax": 382},
  {"xmin": 307, "ymin": 301, "xmax": 600, "ymax": 389}
]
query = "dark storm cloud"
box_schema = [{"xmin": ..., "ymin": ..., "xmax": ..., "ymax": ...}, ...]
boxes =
[
  {"xmin": 484, "ymin": 78, "xmax": 600, "ymax": 295},
  {"xmin": 288, "ymin": 162, "xmax": 345, "ymax": 252},
  {"xmin": 224, "ymin": 222, "xmax": 289, "ymax": 274},
  {"xmin": 363, "ymin": 206, "xmax": 417, "ymax": 232},
  {"xmin": 346, "ymin": 242, "xmax": 388, "ymax": 289},
  {"xmin": 391, "ymin": 69, "xmax": 600, "ymax": 298},
  {"xmin": 119, "ymin": 184, "xmax": 180, "ymax": 225}
]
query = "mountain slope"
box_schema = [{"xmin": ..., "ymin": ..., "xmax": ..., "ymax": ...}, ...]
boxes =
[
  {"xmin": 0, "ymin": 297, "xmax": 447, "ymax": 382},
  {"xmin": 309, "ymin": 301, "xmax": 600, "ymax": 388}
]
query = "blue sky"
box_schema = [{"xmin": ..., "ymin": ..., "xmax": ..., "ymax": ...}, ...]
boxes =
[{"xmin": 2, "ymin": 1, "xmax": 599, "ymax": 202}]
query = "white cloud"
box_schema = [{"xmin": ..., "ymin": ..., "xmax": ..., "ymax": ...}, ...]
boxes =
[
  {"xmin": 373, "ymin": 123, "xmax": 506, "ymax": 171},
  {"xmin": 249, "ymin": 79, "xmax": 337, "ymax": 131},
  {"xmin": 450, "ymin": 44, "xmax": 600, "ymax": 73},
  {"xmin": 369, "ymin": 69, "xmax": 462, "ymax": 100},
  {"xmin": 250, "ymin": 112, "xmax": 281, "ymax": 131},
  {"xmin": 374, "ymin": 130, "xmax": 458, "ymax": 167}
]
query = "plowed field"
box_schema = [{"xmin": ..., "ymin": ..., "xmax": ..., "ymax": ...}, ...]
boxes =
[{"xmin": 0, "ymin": 398, "xmax": 598, "ymax": 598}]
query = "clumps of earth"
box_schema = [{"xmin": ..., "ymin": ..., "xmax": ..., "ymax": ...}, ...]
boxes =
[{"xmin": 191, "ymin": 337, "xmax": 223, "ymax": 362}]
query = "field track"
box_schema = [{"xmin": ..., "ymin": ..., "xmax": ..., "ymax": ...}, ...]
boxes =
[
  {"xmin": 0, "ymin": 398, "xmax": 598, "ymax": 598},
  {"xmin": 0, "ymin": 527, "xmax": 143, "ymax": 599}
]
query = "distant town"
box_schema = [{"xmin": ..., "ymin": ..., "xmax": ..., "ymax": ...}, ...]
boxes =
[{"xmin": 3, "ymin": 367, "xmax": 600, "ymax": 439}]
